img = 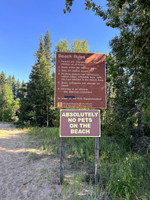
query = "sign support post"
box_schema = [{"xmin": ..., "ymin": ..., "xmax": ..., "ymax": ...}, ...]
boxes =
[
  {"xmin": 60, "ymin": 137, "xmax": 65, "ymax": 184},
  {"xmin": 95, "ymin": 137, "xmax": 100, "ymax": 184}
]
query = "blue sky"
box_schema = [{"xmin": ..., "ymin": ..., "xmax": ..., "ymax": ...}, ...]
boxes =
[{"xmin": 0, "ymin": 0, "xmax": 118, "ymax": 82}]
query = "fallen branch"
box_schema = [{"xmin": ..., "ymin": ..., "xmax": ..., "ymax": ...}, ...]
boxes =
[{"xmin": 23, "ymin": 178, "xmax": 33, "ymax": 185}]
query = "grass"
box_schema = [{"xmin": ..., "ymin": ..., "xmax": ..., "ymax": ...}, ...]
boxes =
[
  {"xmin": 28, "ymin": 152, "xmax": 48, "ymax": 161},
  {"xmin": 27, "ymin": 127, "xmax": 150, "ymax": 200}
]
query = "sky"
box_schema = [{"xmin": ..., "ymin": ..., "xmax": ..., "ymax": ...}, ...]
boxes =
[{"xmin": 0, "ymin": 0, "xmax": 119, "ymax": 83}]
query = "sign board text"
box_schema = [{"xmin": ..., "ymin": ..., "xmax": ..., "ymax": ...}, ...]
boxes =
[
  {"xmin": 55, "ymin": 52, "xmax": 106, "ymax": 109},
  {"xmin": 60, "ymin": 110, "xmax": 100, "ymax": 137}
]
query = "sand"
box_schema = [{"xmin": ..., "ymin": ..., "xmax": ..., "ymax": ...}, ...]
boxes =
[{"xmin": 0, "ymin": 123, "xmax": 63, "ymax": 200}]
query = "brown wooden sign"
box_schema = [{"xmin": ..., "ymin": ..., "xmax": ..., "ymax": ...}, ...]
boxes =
[
  {"xmin": 55, "ymin": 52, "xmax": 106, "ymax": 109},
  {"xmin": 60, "ymin": 109, "xmax": 100, "ymax": 137}
]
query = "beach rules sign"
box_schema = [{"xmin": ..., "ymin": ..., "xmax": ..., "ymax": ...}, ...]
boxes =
[
  {"xmin": 55, "ymin": 52, "xmax": 106, "ymax": 184},
  {"xmin": 55, "ymin": 52, "xmax": 106, "ymax": 109}
]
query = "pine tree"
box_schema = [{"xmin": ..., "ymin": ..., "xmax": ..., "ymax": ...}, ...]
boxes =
[
  {"xmin": 17, "ymin": 80, "xmax": 26, "ymax": 100},
  {"xmin": 11, "ymin": 75, "xmax": 16, "ymax": 99},
  {"xmin": 35, "ymin": 35, "xmax": 45, "ymax": 63},
  {"xmin": 0, "ymin": 71, "xmax": 6, "ymax": 86},
  {"xmin": 7, "ymin": 75, "xmax": 12, "ymax": 86},
  {"xmin": 16, "ymin": 79, "xmax": 21, "ymax": 98},
  {"xmin": 18, "ymin": 81, "xmax": 29, "ymax": 125},
  {"xmin": 0, "ymin": 84, "xmax": 18, "ymax": 121},
  {"xmin": 44, "ymin": 29, "xmax": 52, "ymax": 64},
  {"xmin": 0, "ymin": 72, "xmax": 20, "ymax": 122},
  {"xmin": 20, "ymin": 31, "xmax": 53, "ymax": 126},
  {"xmin": 27, "ymin": 55, "xmax": 52, "ymax": 126}
]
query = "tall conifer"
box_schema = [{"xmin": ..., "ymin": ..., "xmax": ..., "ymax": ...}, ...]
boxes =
[
  {"xmin": 21, "ymin": 30, "xmax": 53, "ymax": 126},
  {"xmin": 35, "ymin": 35, "xmax": 45, "ymax": 63},
  {"xmin": 11, "ymin": 75, "xmax": 16, "ymax": 99},
  {"xmin": 44, "ymin": 29, "xmax": 52, "ymax": 64},
  {"xmin": 0, "ymin": 71, "xmax": 6, "ymax": 86},
  {"xmin": 7, "ymin": 75, "xmax": 12, "ymax": 86}
]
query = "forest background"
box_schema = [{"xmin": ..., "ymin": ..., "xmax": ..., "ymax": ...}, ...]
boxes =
[{"xmin": 0, "ymin": 0, "xmax": 150, "ymax": 199}]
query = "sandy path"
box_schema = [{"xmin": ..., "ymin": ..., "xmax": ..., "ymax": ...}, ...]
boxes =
[{"xmin": 0, "ymin": 124, "xmax": 63, "ymax": 200}]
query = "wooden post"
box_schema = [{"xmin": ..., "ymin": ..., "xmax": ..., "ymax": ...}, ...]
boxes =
[
  {"xmin": 95, "ymin": 137, "xmax": 99, "ymax": 184},
  {"xmin": 60, "ymin": 137, "xmax": 65, "ymax": 184}
]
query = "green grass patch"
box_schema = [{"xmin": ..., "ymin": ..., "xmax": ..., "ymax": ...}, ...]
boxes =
[
  {"xmin": 27, "ymin": 127, "xmax": 150, "ymax": 200},
  {"xmin": 28, "ymin": 152, "xmax": 49, "ymax": 161}
]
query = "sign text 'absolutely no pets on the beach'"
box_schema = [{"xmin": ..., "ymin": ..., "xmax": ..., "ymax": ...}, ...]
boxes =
[{"xmin": 60, "ymin": 110, "xmax": 100, "ymax": 137}]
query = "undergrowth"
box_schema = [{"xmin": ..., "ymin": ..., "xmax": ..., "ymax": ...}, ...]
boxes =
[{"xmin": 27, "ymin": 127, "xmax": 150, "ymax": 200}]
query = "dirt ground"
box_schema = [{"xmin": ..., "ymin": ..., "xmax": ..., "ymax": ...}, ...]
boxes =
[
  {"xmin": 0, "ymin": 123, "xmax": 109, "ymax": 200},
  {"xmin": 0, "ymin": 123, "xmax": 63, "ymax": 200}
]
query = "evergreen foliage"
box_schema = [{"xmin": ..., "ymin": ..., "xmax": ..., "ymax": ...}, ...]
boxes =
[
  {"xmin": 17, "ymin": 80, "xmax": 26, "ymax": 100},
  {"xmin": 7, "ymin": 75, "xmax": 12, "ymax": 86},
  {"xmin": 64, "ymin": 0, "xmax": 150, "ymax": 138},
  {"xmin": 55, "ymin": 39, "xmax": 69, "ymax": 52},
  {"xmin": 44, "ymin": 29, "xmax": 52, "ymax": 64},
  {"xmin": 35, "ymin": 35, "xmax": 45, "ymax": 63},
  {"xmin": 71, "ymin": 39, "xmax": 90, "ymax": 53},
  {"xmin": 0, "ymin": 72, "xmax": 20, "ymax": 122},
  {"xmin": 11, "ymin": 75, "xmax": 16, "ymax": 99},
  {"xmin": 19, "ymin": 30, "xmax": 53, "ymax": 126},
  {"xmin": 0, "ymin": 83, "xmax": 19, "ymax": 121},
  {"xmin": 55, "ymin": 39, "xmax": 90, "ymax": 53},
  {"xmin": 0, "ymin": 71, "xmax": 6, "ymax": 86}
]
